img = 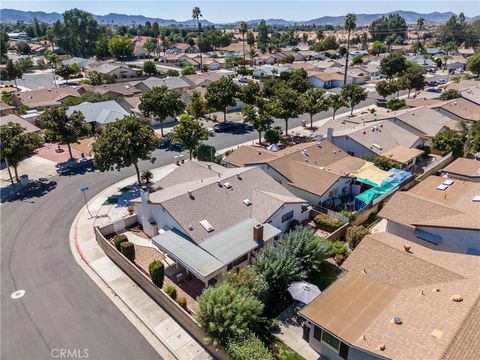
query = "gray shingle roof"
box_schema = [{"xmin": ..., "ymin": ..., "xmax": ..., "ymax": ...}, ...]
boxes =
[{"xmin": 65, "ymin": 101, "xmax": 129, "ymax": 125}]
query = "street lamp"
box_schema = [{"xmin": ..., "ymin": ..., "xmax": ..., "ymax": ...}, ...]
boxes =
[{"xmin": 80, "ymin": 187, "xmax": 94, "ymax": 218}]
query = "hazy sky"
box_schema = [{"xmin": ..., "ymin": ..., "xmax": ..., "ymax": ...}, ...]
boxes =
[{"xmin": 2, "ymin": 0, "xmax": 479, "ymax": 22}]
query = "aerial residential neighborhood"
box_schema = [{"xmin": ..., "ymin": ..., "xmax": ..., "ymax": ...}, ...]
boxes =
[{"xmin": 1, "ymin": 2, "xmax": 479, "ymax": 360}]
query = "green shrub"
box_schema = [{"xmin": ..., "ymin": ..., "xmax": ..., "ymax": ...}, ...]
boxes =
[
  {"xmin": 346, "ymin": 225, "xmax": 370, "ymax": 250},
  {"xmin": 439, "ymin": 89, "xmax": 461, "ymax": 100},
  {"xmin": 176, "ymin": 296, "xmax": 187, "ymax": 310},
  {"xmin": 120, "ymin": 241, "xmax": 135, "ymax": 261},
  {"xmin": 165, "ymin": 284, "xmax": 177, "ymax": 300},
  {"xmin": 149, "ymin": 260, "xmax": 165, "ymax": 287},
  {"xmin": 313, "ymin": 213, "xmax": 343, "ymax": 232},
  {"xmin": 226, "ymin": 333, "xmax": 274, "ymax": 360},
  {"xmin": 386, "ymin": 98, "xmax": 406, "ymax": 110},
  {"xmin": 289, "ymin": 219, "xmax": 300, "ymax": 231},
  {"xmin": 332, "ymin": 240, "xmax": 347, "ymax": 257},
  {"xmin": 334, "ymin": 253, "xmax": 346, "ymax": 266},
  {"xmin": 113, "ymin": 234, "xmax": 128, "ymax": 250},
  {"xmin": 338, "ymin": 210, "xmax": 356, "ymax": 220}
]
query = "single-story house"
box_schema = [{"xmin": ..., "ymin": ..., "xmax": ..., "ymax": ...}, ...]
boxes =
[
  {"xmin": 379, "ymin": 175, "xmax": 480, "ymax": 254},
  {"xmin": 432, "ymin": 98, "xmax": 480, "ymax": 124},
  {"xmin": 0, "ymin": 114, "xmax": 42, "ymax": 134},
  {"xmin": 11, "ymin": 88, "xmax": 81, "ymax": 109},
  {"xmin": 86, "ymin": 64, "xmax": 138, "ymax": 79},
  {"xmin": 77, "ymin": 83, "xmax": 142, "ymax": 100},
  {"xmin": 253, "ymin": 65, "xmax": 292, "ymax": 78},
  {"xmin": 132, "ymin": 162, "xmax": 309, "ymax": 285},
  {"xmin": 300, "ymin": 230, "xmax": 480, "ymax": 360},
  {"xmin": 182, "ymin": 72, "xmax": 225, "ymax": 89},
  {"xmin": 446, "ymin": 55, "xmax": 467, "ymax": 72},
  {"xmin": 441, "ymin": 157, "xmax": 480, "ymax": 182},
  {"xmin": 308, "ymin": 71, "xmax": 348, "ymax": 89},
  {"xmin": 62, "ymin": 57, "xmax": 94, "ymax": 70},
  {"xmin": 0, "ymin": 100, "xmax": 16, "ymax": 116},
  {"xmin": 133, "ymin": 76, "xmax": 191, "ymax": 92},
  {"xmin": 65, "ymin": 100, "xmax": 130, "ymax": 129}
]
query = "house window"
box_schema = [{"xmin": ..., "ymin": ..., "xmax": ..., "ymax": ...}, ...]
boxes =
[
  {"xmin": 281, "ymin": 210, "xmax": 294, "ymax": 223},
  {"xmin": 322, "ymin": 330, "xmax": 340, "ymax": 351},
  {"xmin": 227, "ymin": 253, "xmax": 248, "ymax": 270},
  {"xmin": 313, "ymin": 326, "xmax": 322, "ymax": 341},
  {"xmin": 339, "ymin": 342, "xmax": 350, "ymax": 360}
]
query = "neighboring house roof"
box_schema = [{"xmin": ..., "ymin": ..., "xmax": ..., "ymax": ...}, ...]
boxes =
[
  {"xmin": 182, "ymin": 72, "xmax": 224, "ymax": 87},
  {"xmin": 134, "ymin": 76, "xmax": 191, "ymax": 91},
  {"xmin": 406, "ymin": 97, "xmax": 444, "ymax": 108},
  {"xmin": 461, "ymin": 86, "xmax": 480, "ymax": 105},
  {"xmin": 226, "ymin": 141, "xmax": 362, "ymax": 197},
  {"xmin": 442, "ymin": 158, "xmax": 480, "ymax": 179},
  {"xmin": 62, "ymin": 57, "xmax": 93, "ymax": 69},
  {"xmin": 344, "ymin": 120, "xmax": 421, "ymax": 154},
  {"xmin": 78, "ymin": 83, "xmax": 142, "ymax": 97},
  {"xmin": 0, "ymin": 114, "xmax": 41, "ymax": 133},
  {"xmin": 389, "ymin": 106, "xmax": 452, "ymax": 137},
  {"xmin": 380, "ymin": 145, "xmax": 424, "ymax": 164},
  {"xmin": 89, "ymin": 63, "xmax": 132, "ymax": 74},
  {"xmin": 137, "ymin": 162, "xmax": 306, "ymax": 243},
  {"xmin": 444, "ymin": 80, "xmax": 480, "ymax": 91},
  {"xmin": 13, "ymin": 88, "xmax": 80, "ymax": 108},
  {"xmin": 434, "ymin": 98, "xmax": 480, "ymax": 122},
  {"xmin": 254, "ymin": 65, "xmax": 292, "ymax": 76},
  {"xmin": 0, "ymin": 100, "xmax": 15, "ymax": 112},
  {"xmin": 300, "ymin": 231, "xmax": 480, "ymax": 360},
  {"xmin": 308, "ymin": 71, "xmax": 344, "ymax": 82},
  {"xmin": 65, "ymin": 100, "xmax": 129, "ymax": 125},
  {"xmin": 379, "ymin": 175, "xmax": 480, "ymax": 230}
]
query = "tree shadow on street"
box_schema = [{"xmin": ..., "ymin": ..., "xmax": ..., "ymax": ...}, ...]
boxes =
[{"xmin": 2, "ymin": 179, "xmax": 57, "ymax": 203}]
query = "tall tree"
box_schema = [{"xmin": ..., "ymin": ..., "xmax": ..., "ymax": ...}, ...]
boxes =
[
  {"xmin": 108, "ymin": 35, "xmax": 134, "ymax": 60},
  {"xmin": 2, "ymin": 59, "xmax": 22, "ymax": 88},
  {"xmin": 467, "ymin": 52, "xmax": 480, "ymax": 78},
  {"xmin": 185, "ymin": 90, "xmax": 208, "ymax": 120},
  {"xmin": 192, "ymin": 7, "xmax": 203, "ymax": 69},
  {"xmin": 343, "ymin": 13, "xmax": 357, "ymax": 84},
  {"xmin": 257, "ymin": 20, "xmax": 269, "ymax": 54},
  {"xmin": 380, "ymin": 53, "xmax": 407, "ymax": 79},
  {"xmin": 237, "ymin": 80, "xmax": 260, "ymax": 106},
  {"xmin": 45, "ymin": 50, "xmax": 59, "ymax": 88},
  {"xmin": 416, "ymin": 17, "xmax": 425, "ymax": 44},
  {"xmin": 0, "ymin": 122, "xmax": 43, "ymax": 183},
  {"xmin": 341, "ymin": 84, "xmax": 368, "ymax": 115},
  {"xmin": 246, "ymin": 32, "xmax": 255, "ymax": 65},
  {"xmin": 0, "ymin": 31, "xmax": 9, "ymax": 62},
  {"xmin": 401, "ymin": 67, "xmax": 425, "ymax": 98},
  {"xmin": 301, "ymin": 88, "xmax": 331, "ymax": 129},
  {"xmin": 93, "ymin": 116, "xmax": 159, "ymax": 183},
  {"xmin": 57, "ymin": 9, "xmax": 100, "ymax": 57},
  {"xmin": 36, "ymin": 107, "xmax": 86, "ymax": 159},
  {"xmin": 270, "ymin": 86, "xmax": 301, "ymax": 135},
  {"xmin": 139, "ymin": 86, "xmax": 185, "ymax": 137},
  {"xmin": 328, "ymin": 93, "xmax": 347, "ymax": 120},
  {"xmin": 170, "ymin": 114, "xmax": 209, "ymax": 160},
  {"xmin": 205, "ymin": 76, "xmax": 240, "ymax": 122},
  {"xmin": 242, "ymin": 100, "xmax": 273, "ymax": 144},
  {"xmin": 239, "ymin": 22, "xmax": 248, "ymax": 67}
]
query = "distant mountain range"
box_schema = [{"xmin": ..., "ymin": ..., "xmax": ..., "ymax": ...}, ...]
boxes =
[{"xmin": 0, "ymin": 8, "xmax": 475, "ymax": 26}]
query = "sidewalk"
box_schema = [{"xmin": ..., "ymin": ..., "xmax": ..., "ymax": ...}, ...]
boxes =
[{"xmin": 70, "ymin": 163, "xmax": 212, "ymax": 360}]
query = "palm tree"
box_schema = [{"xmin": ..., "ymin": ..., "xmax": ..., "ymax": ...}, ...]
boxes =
[
  {"xmin": 343, "ymin": 13, "xmax": 357, "ymax": 85},
  {"xmin": 46, "ymin": 29, "xmax": 55, "ymax": 52},
  {"xmin": 416, "ymin": 17, "xmax": 425, "ymax": 43},
  {"xmin": 45, "ymin": 50, "xmax": 59, "ymax": 88},
  {"xmin": 192, "ymin": 7, "xmax": 203, "ymax": 69},
  {"xmin": 240, "ymin": 22, "xmax": 248, "ymax": 68}
]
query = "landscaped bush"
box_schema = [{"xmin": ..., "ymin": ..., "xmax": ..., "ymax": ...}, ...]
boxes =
[
  {"xmin": 225, "ymin": 266, "xmax": 268, "ymax": 301},
  {"xmin": 165, "ymin": 284, "xmax": 177, "ymax": 300},
  {"xmin": 226, "ymin": 333, "xmax": 274, "ymax": 360},
  {"xmin": 313, "ymin": 213, "xmax": 343, "ymax": 232},
  {"xmin": 386, "ymin": 98, "xmax": 406, "ymax": 110},
  {"xmin": 149, "ymin": 260, "xmax": 165, "ymax": 287},
  {"xmin": 439, "ymin": 89, "xmax": 461, "ymax": 100},
  {"xmin": 176, "ymin": 296, "xmax": 187, "ymax": 310},
  {"xmin": 288, "ymin": 219, "xmax": 299, "ymax": 231},
  {"xmin": 346, "ymin": 225, "xmax": 370, "ymax": 250},
  {"xmin": 338, "ymin": 210, "xmax": 356, "ymax": 220},
  {"xmin": 113, "ymin": 234, "xmax": 128, "ymax": 250},
  {"xmin": 334, "ymin": 254, "xmax": 346, "ymax": 266},
  {"xmin": 120, "ymin": 241, "xmax": 135, "ymax": 261},
  {"xmin": 195, "ymin": 282, "xmax": 264, "ymax": 345},
  {"xmin": 332, "ymin": 240, "xmax": 347, "ymax": 257}
]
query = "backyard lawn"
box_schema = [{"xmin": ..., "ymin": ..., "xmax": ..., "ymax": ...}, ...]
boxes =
[{"xmin": 308, "ymin": 262, "xmax": 342, "ymax": 290}]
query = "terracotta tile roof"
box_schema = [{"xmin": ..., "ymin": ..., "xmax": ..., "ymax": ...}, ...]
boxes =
[{"xmin": 301, "ymin": 231, "xmax": 480, "ymax": 360}]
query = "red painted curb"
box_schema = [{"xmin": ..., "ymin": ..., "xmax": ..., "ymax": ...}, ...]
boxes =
[{"xmin": 74, "ymin": 222, "xmax": 89, "ymax": 264}]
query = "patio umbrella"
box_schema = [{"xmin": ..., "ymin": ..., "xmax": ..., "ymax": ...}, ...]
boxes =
[
  {"xmin": 267, "ymin": 144, "xmax": 282, "ymax": 152},
  {"xmin": 287, "ymin": 281, "xmax": 321, "ymax": 304}
]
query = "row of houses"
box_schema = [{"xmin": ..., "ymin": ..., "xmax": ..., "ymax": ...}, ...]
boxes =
[{"xmin": 299, "ymin": 157, "xmax": 480, "ymax": 360}]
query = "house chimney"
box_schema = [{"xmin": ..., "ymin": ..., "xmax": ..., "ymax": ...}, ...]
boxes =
[
  {"xmin": 253, "ymin": 224, "xmax": 264, "ymax": 244},
  {"xmin": 140, "ymin": 186, "xmax": 150, "ymax": 203},
  {"xmin": 326, "ymin": 128, "xmax": 334, "ymax": 142}
]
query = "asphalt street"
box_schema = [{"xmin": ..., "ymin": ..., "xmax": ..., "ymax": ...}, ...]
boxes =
[{"xmin": 0, "ymin": 84, "xmax": 445, "ymax": 360}]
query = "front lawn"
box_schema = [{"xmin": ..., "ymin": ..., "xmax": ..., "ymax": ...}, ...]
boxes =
[{"xmin": 308, "ymin": 262, "xmax": 342, "ymax": 290}]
